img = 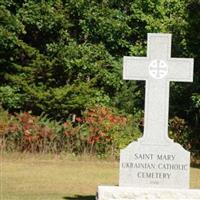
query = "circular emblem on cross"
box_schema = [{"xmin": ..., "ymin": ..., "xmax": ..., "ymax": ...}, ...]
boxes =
[{"xmin": 148, "ymin": 59, "xmax": 168, "ymax": 79}]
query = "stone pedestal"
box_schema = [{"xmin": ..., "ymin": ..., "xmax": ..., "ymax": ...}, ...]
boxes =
[
  {"xmin": 119, "ymin": 141, "xmax": 190, "ymax": 188},
  {"xmin": 97, "ymin": 186, "xmax": 200, "ymax": 200}
]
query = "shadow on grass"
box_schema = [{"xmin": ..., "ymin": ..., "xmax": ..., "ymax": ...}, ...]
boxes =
[{"xmin": 63, "ymin": 195, "xmax": 95, "ymax": 200}]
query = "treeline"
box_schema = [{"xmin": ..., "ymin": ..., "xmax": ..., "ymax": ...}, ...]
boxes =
[{"xmin": 0, "ymin": 0, "xmax": 199, "ymax": 156}]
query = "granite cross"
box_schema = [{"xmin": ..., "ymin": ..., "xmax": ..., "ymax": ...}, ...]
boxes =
[{"xmin": 123, "ymin": 33, "xmax": 194, "ymax": 145}]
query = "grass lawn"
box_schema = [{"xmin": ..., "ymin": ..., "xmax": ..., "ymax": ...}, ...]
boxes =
[{"xmin": 1, "ymin": 153, "xmax": 200, "ymax": 200}]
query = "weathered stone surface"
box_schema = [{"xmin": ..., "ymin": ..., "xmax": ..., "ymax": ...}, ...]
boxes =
[{"xmin": 97, "ymin": 186, "xmax": 200, "ymax": 200}]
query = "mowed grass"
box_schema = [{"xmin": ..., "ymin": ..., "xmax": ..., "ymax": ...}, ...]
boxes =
[
  {"xmin": 1, "ymin": 153, "xmax": 200, "ymax": 200},
  {"xmin": 1, "ymin": 153, "xmax": 118, "ymax": 200}
]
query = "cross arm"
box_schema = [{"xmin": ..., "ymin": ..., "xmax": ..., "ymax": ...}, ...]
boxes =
[
  {"xmin": 168, "ymin": 58, "xmax": 194, "ymax": 82},
  {"xmin": 123, "ymin": 56, "xmax": 149, "ymax": 80}
]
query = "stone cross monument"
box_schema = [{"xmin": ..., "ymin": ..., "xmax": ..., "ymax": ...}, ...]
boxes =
[
  {"xmin": 123, "ymin": 33, "xmax": 193, "ymax": 145},
  {"xmin": 97, "ymin": 33, "xmax": 200, "ymax": 200},
  {"xmin": 120, "ymin": 33, "xmax": 193, "ymax": 188}
]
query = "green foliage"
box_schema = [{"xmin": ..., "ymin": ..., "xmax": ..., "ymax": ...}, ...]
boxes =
[
  {"xmin": 192, "ymin": 94, "xmax": 200, "ymax": 109},
  {"xmin": 0, "ymin": 0, "xmax": 190, "ymax": 117},
  {"xmin": 0, "ymin": 0, "xmax": 199, "ymax": 154},
  {"xmin": 0, "ymin": 86, "xmax": 24, "ymax": 110}
]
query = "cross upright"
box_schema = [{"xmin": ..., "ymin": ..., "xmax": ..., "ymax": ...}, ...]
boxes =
[{"xmin": 123, "ymin": 33, "xmax": 194, "ymax": 145}]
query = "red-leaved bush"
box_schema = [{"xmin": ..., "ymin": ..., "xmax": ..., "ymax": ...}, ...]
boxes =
[{"xmin": 1, "ymin": 105, "xmax": 139, "ymax": 156}]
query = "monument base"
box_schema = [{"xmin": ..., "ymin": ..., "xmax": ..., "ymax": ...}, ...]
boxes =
[
  {"xmin": 97, "ymin": 186, "xmax": 200, "ymax": 200},
  {"xmin": 120, "ymin": 141, "xmax": 190, "ymax": 188}
]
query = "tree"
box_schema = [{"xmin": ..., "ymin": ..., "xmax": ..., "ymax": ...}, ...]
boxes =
[{"xmin": 0, "ymin": 0, "xmax": 199, "ymax": 130}]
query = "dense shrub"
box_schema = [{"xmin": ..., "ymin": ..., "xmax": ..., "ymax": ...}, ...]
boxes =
[
  {"xmin": 64, "ymin": 105, "xmax": 141, "ymax": 157},
  {"xmin": 1, "ymin": 111, "xmax": 57, "ymax": 152},
  {"xmin": 169, "ymin": 116, "xmax": 191, "ymax": 150},
  {"xmin": 1, "ymin": 106, "xmax": 199, "ymax": 162},
  {"xmin": 0, "ymin": 105, "xmax": 141, "ymax": 157},
  {"xmin": 169, "ymin": 116, "xmax": 200, "ymax": 162}
]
